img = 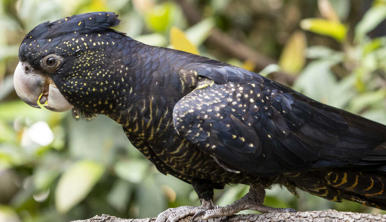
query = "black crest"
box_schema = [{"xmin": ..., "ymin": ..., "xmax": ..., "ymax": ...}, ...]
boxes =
[{"xmin": 25, "ymin": 12, "xmax": 120, "ymax": 40}]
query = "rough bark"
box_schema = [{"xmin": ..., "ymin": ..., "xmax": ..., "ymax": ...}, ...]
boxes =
[{"xmin": 72, "ymin": 210, "xmax": 386, "ymax": 222}]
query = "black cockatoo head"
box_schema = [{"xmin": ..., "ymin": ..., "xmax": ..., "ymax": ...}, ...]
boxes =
[{"xmin": 14, "ymin": 12, "xmax": 131, "ymax": 117}]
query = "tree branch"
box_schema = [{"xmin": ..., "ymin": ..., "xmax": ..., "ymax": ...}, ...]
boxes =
[{"xmin": 72, "ymin": 210, "xmax": 386, "ymax": 222}]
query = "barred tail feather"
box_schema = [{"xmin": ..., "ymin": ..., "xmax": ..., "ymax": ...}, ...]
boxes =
[{"xmin": 285, "ymin": 170, "xmax": 386, "ymax": 210}]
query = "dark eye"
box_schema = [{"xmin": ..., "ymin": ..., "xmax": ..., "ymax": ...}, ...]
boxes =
[
  {"xmin": 46, "ymin": 57, "xmax": 57, "ymax": 66},
  {"xmin": 41, "ymin": 54, "xmax": 63, "ymax": 72}
]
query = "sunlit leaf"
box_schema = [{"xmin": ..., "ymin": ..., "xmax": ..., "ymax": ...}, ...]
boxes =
[
  {"xmin": 355, "ymin": 5, "xmax": 386, "ymax": 42},
  {"xmin": 318, "ymin": 0, "xmax": 339, "ymax": 21},
  {"xmin": 145, "ymin": 2, "xmax": 174, "ymax": 33},
  {"xmin": 306, "ymin": 46, "xmax": 340, "ymax": 59},
  {"xmin": 0, "ymin": 76, "xmax": 14, "ymax": 101},
  {"xmin": 328, "ymin": 0, "xmax": 350, "ymax": 21},
  {"xmin": 279, "ymin": 31, "xmax": 306, "ymax": 74},
  {"xmin": 349, "ymin": 89, "xmax": 386, "ymax": 113},
  {"xmin": 170, "ymin": 27, "xmax": 199, "ymax": 55},
  {"xmin": 301, "ymin": 18, "xmax": 347, "ymax": 41},
  {"xmin": 294, "ymin": 59, "xmax": 348, "ymax": 107},
  {"xmin": 242, "ymin": 60, "xmax": 255, "ymax": 71},
  {"xmin": 362, "ymin": 108, "xmax": 386, "ymax": 125},
  {"xmin": 78, "ymin": 0, "xmax": 108, "ymax": 13},
  {"xmin": 135, "ymin": 33, "xmax": 167, "ymax": 47},
  {"xmin": 217, "ymin": 185, "xmax": 249, "ymax": 206},
  {"xmin": 0, "ymin": 206, "xmax": 20, "ymax": 222},
  {"xmin": 114, "ymin": 159, "xmax": 149, "ymax": 183},
  {"xmin": 363, "ymin": 38, "xmax": 383, "ymax": 56},
  {"xmin": 259, "ymin": 64, "xmax": 281, "ymax": 77},
  {"xmin": 185, "ymin": 18, "xmax": 215, "ymax": 46},
  {"xmin": 0, "ymin": 101, "xmax": 53, "ymax": 121},
  {"xmin": 55, "ymin": 160, "xmax": 104, "ymax": 213},
  {"xmin": 132, "ymin": 0, "xmax": 154, "ymax": 13}
]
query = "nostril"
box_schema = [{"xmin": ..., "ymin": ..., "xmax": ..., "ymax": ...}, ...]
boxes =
[{"xmin": 24, "ymin": 66, "xmax": 30, "ymax": 73}]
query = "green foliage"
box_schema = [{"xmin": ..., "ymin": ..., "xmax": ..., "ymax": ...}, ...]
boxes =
[{"xmin": 0, "ymin": 1, "xmax": 385, "ymax": 221}]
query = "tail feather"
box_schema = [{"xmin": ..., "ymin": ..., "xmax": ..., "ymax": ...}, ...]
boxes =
[
  {"xmin": 285, "ymin": 170, "xmax": 386, "ymax": 210},
  {"xmin": 325, "ymin": 171, "xmax": 386, "ymax": 209}
]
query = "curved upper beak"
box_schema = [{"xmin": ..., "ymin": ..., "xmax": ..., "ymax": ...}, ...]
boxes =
[{"xmin": 13, "ymin": 62, "xmax": 73, "ymax": 112}]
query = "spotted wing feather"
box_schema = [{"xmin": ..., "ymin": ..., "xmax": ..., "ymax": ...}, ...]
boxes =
[{"xmin": 173, "ymin": 65, "xmax": 386, "ymax": 176}]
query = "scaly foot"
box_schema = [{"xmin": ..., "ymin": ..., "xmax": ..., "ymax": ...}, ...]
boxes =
[
  {"xmin": 194, "ymin": 184, "xmax": 295, "ymax": 220},
  {"xmin": 155, "ymin": 199, "xmax": 217, "ymax": 222}
]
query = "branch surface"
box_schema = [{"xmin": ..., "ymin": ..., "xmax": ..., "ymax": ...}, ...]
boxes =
[{"xmin": 72, "ymin": 210, "xmax": 386, "ymax": 222}]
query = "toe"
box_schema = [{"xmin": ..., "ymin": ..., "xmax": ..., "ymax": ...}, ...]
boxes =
[{"xmin": 155, "ymin": 206, "xmax": 203, "ymax": 222}]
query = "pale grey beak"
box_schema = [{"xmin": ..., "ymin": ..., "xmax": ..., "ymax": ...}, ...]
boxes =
[{"xmin": 13, "ymin": 62, "xmax": 73, "ymax": 112}]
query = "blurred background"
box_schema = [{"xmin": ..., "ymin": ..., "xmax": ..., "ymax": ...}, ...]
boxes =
[{"xmin": 0, "ymin": 0, "xmax": 385, "ymax": 221}]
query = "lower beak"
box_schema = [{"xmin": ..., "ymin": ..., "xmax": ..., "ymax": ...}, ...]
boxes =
[{"xmin": 13, "ymin": 62, "xmax": 73, "ymax": 112}]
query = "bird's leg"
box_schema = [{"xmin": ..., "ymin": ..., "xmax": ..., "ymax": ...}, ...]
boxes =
[
  {"xmin": 197, "ymin": 184, "xmax": 295, "ymax": 220},
  {"xmin": 155, "ymin": 181, "xmax": 216, "ymax": 222}
]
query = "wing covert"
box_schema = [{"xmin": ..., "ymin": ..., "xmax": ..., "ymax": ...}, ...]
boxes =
[{"xmin": 172, "ymin": 66, "xmax": 386, "ymax": 176}]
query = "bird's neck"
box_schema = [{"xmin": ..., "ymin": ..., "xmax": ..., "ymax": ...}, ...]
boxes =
[{"xmin": 106, "ymin": 42, "xmax": 197, "ymax": 132}]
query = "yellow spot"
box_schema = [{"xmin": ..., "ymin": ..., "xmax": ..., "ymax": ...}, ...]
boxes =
[
  {"xmin": 78, "ymin": 21, "xmax": 82, "ymax": 26},
  {"xmin": 240, "ymin": 137, "xmax": 245, "ymax": 142},
  {"xmin": 232, "ymin": 135, "xmax": 237, "ymax": 139}
]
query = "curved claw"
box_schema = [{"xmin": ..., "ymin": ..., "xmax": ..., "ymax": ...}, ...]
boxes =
[{"xmin": 191, "ymin": 210, "xmax": 206, "ymax": 222}]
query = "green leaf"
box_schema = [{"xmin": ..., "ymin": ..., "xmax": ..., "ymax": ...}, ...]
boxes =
[
  {"xmin": 145, "ymin": 3, "xmax": 174, "ymax": 33},
  {"xmin": 349, "ymin": 89, "xmax": 386, "ymax": 113},
  {"xmin": 328, "ymin": 0, "xmax": 350, "ymax": 20},
  {"xmin": 301, "ymin": 18, "xmax": 347, "ymax": 41},
  {"xmin": 107, "ymin": 180, "xmax": 132, "ymax": 212},
  {"xmin": 55, "ymin": 160, "xmax": 104, "ymax": 213},
  {"xmin": 306, "ymin": 46, "xmax": 340, "ymax": 59},
  {"xmin": 259, "ymin": 64, "xmax": 281, "ymax": 77},
  {"xmin": 0, "ymin": 206, "xmax": 20, "ymax": 222},
  {"xmin": 279, "ymin": 31, "xmax": 306, "ymax": 74},
  {"xmin": 355, "ymin": 5, "xmax": 386, "ymax": 42},
  {"xmin": 114, "ymin": 159, "xmax": 148, "ymax": 183},
  {"xmin": 0, "ymin": 101, "xmax": 54, "ymax": 121},
  {"xmin": 0, "ymin": 75, "xmax": 14, "ymax": 101},
  {"xmin": 362, "ymin": 108, "xmax": 386, "ymax": 125},
  {"xmin": 294, "ymin": 59, "xmax": 348, "ymax": 107},
  {"xmin": 68, "ymin": 116, "xmax": 128, "ymax": 165},
  {"xmin": 137, "ymin": 177, "xmax": 166, "ymax": 217},
  {"xmin": 185, "ymin": 18, "xmax": 215, "ymax": 46},
  {"xmin": 135, "ymin": 33, "xmax": 167, "ymax": 47},
  {"xmin": 318, "ymin": 0, "xmax": 339, "ymax": 21},
  {"xmin": 217, "ymin": 185, "xmax": 248, "ymax": 206}
]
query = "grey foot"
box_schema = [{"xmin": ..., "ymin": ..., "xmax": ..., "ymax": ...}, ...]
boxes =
[
  {"xmin": 197, "ymin": 184, "xmax": 296, "ymax": 220},
  {"xmin": 200, "ymin": 205, "xmax": 295, "ymax": 220},
  {"xmin": 155, "ymin": 199, "xmax": 215, "ymax": 222}
]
